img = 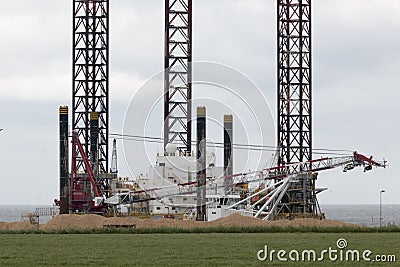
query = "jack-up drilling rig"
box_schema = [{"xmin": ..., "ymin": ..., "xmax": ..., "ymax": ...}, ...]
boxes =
[{"xmin": 57, "ymin": 1, "xmax": 385, "ymax": 219}]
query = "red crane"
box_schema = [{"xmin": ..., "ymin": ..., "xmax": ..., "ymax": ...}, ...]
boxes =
[{"xmin": 69, "ymin": 130, "xmax": 105, "ymax": 212}]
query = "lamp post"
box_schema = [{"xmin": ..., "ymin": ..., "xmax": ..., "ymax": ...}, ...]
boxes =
[{"xmin": 380, "ymin": 190, "xmax": 385, "ymax": 228}]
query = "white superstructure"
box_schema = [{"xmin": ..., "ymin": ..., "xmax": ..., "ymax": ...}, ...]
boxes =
[{"xmin": 136, "ymin": 146, "xmax": 245, "ymax": 220}]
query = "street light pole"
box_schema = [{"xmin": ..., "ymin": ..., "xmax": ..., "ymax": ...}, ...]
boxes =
[{"xmin": 380, "ymin": 189, "xmax": 385, "ymax": 228}]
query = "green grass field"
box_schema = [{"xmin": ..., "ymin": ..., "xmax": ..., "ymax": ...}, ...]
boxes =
[{"xmin": 0, "ymin": 233, "xmax": 399, "ymax": 266}]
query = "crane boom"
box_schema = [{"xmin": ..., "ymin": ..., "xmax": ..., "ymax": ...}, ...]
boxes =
[
  {"xmin": 246, "ymin": 151, "xmax": 383, "ymax": 183},
  {"xmin": 126, "ymin": 151, "xmax": 385, "ymax": 203}
]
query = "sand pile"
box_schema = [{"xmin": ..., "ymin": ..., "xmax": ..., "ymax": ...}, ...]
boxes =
[
  {"xmin": 40, "ymin": 214, "xmax": 106, "ymax": 230},
  {"xmin": 1, "ymin": 213, "xmax": 357, "ymax": 231},
  {"xmin": 0, "ymin": 221, "xmax": 36, "ymax": 230},
  {"xmin": 209, "ymin": 213, "xmax": 268, "ymax": 227}
]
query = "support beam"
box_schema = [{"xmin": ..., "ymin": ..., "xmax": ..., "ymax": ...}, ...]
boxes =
[{"xmin": 164, "ymin": 0, "xmax": 192, "ymax": 154}]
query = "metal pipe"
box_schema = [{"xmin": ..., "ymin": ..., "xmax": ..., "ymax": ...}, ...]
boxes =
[
  {"xmin": 264, "ymin": 180, "xmax": 291, "ymax": 221},
  {"xmin": 380, "ymin": 189, "xmax": 385, "ymax": 228},
  {"xmin": 255, "ymin": 177, "xmax": 291, "ymax": 218},
  {"xmin": 225, "ymin": 179, "xmax": 285, "ymax": 211}
]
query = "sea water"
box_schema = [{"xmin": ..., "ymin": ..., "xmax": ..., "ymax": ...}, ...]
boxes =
[
  {"xmin": 0, "ymin": 205, "xmax": 53, "ymax": 224},
  {"xmin": 321, "ymin": 204, "xmax": 400, "ymax": 227}
]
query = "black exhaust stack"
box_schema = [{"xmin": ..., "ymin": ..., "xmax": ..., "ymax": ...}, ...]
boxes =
[
  {"xmin": 196, "ymin": 106, "xmax": 207, "ymax": 221},
  {"xmin": 59, "ymin": 106, "xmax": 69, "ymax": 214},
  {"xmin": 223, "ymin": 114, "xmax": 233, "ymax": 191},
  {"xmin": 90, "ymin": 112, "xmax": 99, "ymax": 180}
]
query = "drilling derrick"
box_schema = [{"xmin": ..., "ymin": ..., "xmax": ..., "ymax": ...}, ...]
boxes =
[
  {"xmin": 72, "ymin": 0, "xmax": 109, "ymax": 173},
  {"xmin": 276, "ymin": 0, "xmax": 319, "ymax": 218},
  {"xmin": 164, "ymin": 0, "xmax": 193, "ymax": 154}
]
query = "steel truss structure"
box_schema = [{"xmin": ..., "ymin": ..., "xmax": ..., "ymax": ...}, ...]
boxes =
[
  {"xmin": 277, "ymin": 0, "xmax": 312, "ymax": 166},
  {"xmin": 164, "ymin": 0, "xmax": 193, "ymax": 154},
  {"xmin": 226, "ymin": 175, "xmax": 323, "ymax": 220},
  {"xmin": 73, "ymin": 0, "xmax": 109, "ymax": 173},
  {"xmin": 225, "ymin": 153, "xmax": 383, "ymax": 220},
  {"xmin": 276, "ymin": 0, "xmax": 314, "ymax": 217}
]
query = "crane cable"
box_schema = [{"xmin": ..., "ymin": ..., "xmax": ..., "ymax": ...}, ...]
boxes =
[{"xmin": 109, "ymin": 132, "xmax": 353, "ymax": 156}]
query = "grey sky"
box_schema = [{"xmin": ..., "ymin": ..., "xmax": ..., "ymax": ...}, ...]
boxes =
[{"xmin": 0, "ymin": 0, "xmax": 399, "ymax": 205}]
